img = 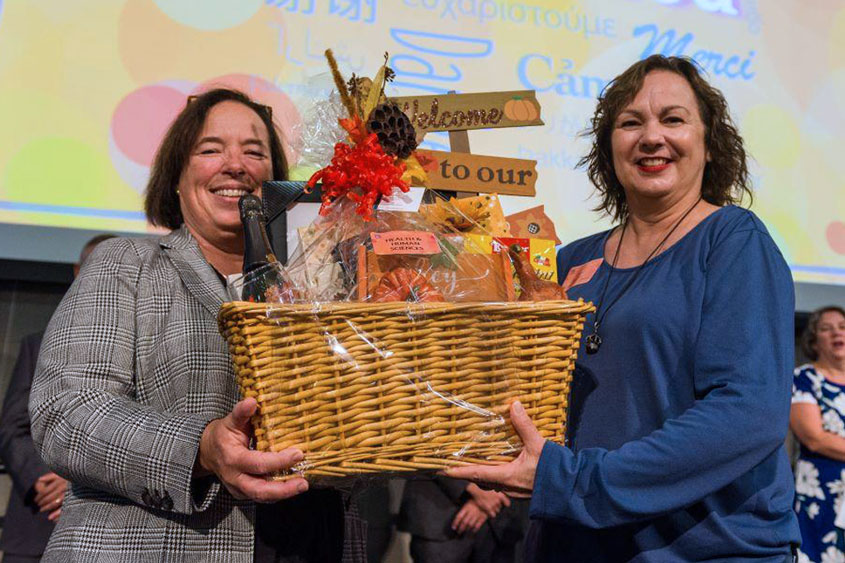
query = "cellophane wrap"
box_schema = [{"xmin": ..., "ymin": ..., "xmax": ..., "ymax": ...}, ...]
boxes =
[
  {"xmin": 220, "ymin": 189, "xmax": 590, "ymax": 484},
  {"xmin": 289, "ymin": 87, "xmax": 348, "ymax": 174}
]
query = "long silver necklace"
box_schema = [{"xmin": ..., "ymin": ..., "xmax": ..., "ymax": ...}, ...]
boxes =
[{"xmin": 585, "ymin": 197, "xmax": 702, "ymax": 355}]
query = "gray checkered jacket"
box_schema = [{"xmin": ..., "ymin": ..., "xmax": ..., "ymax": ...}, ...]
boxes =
[{"xmin": 30, "ymin": 227, "xmax": 365, "ymax": 562}]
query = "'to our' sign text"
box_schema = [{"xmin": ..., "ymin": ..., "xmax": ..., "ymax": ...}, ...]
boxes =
[{"xmin": 414, "ymin": 149, "xmax": 537, "ymax": 197}]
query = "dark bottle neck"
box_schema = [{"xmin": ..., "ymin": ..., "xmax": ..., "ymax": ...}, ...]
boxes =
[{"xmin": 242, "ymin": 215, "xmax": 270, "ymax": 275}]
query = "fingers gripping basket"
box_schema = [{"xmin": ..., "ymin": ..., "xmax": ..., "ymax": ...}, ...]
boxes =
[{"xmin": 218, "ymin": 299, "xmax": 593, "ymax": 479}]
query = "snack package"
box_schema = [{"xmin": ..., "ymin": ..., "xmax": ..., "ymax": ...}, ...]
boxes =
[
  {"xmin": 284, "ymin": 190, "xmax": 516, "ymax": 304},
  {"xmin": 505, "ymin": 204, "xmax": 561, "ymax": 244},
  {"xmin": 467, "ymin": 234, "xmax": 557, "ymax": 282},
  {"xmin": 420, "ymin": 193, "xmax": 510, "ymax": 237}
]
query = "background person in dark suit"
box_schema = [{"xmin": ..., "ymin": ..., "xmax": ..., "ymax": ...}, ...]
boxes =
[
  {"xmin": 399, "ymin": 476, "xmax": 529, "ymax": 563},
  {"xmin": 0, "ymin": 332, "xmax": 56, "ymax": 563},
  {"xmin": 0, "ymin": 234, "xmax": 114, "ymax": 563}
]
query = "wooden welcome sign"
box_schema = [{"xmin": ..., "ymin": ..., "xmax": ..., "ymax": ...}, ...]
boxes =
[
  {"xmin": 391, "ymin": 90, "xmax": 543, "ymax": 134},
  {"xmin": 388, "ymin": 89, "xmax": 542, "ymax": 197},
  {"xmin": 414, "ymin": 149, "xmax": 537, "ymax": 197}
]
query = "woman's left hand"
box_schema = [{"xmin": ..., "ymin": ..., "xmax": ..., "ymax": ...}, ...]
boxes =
[{"xmin": 445, "ymin": 401, "xmax": 546, "ymax": 497}]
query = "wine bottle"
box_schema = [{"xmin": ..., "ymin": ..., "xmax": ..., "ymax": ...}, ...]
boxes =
[{"xmin": 239, "ymin": 194, "xmax": 279, "ymax": 302}]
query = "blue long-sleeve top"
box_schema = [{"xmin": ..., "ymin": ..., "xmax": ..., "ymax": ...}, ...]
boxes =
[{"xmin": 526, "ymin": 206, "xmax": 800, "ymax": 561}]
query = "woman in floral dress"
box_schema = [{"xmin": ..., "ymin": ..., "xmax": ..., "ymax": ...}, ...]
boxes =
[{"xmin": 792, "ymin": 306, "xmax": 845, "ymax": 562}]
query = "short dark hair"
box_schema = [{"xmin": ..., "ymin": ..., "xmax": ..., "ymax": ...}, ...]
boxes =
[
  {"xmin": 578, "ymin": 55, "xmax": 752, "ymax": 222},
  {"xmin": 144, "ymin": 88, "xmax": 288, "ymax": 229},
  {"xmin": 801, "ymin": 306, "xmax": 845, "ymax": 361}
]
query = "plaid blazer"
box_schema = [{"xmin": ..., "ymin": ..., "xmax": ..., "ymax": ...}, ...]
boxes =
[{"xmin": 30, "ymin": 227, "xmax": 365, "ymax": 562}]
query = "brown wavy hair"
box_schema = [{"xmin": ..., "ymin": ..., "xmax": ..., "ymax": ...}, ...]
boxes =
[
  {"xmin": 144, "ymin": 88, "xmax": 288, "ymax": 230},
  {"xmin": 578, "ymin": 55, "xmax": 752, "ymax": 222},
  {"xmin": 801, "ymin": 306, "xmax": 845, "ymax": 361}
]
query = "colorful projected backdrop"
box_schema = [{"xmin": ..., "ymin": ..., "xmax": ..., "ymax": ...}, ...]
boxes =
[{"xmin": 0, "ymin": 1, "xmax": 843, "ymax": 284}]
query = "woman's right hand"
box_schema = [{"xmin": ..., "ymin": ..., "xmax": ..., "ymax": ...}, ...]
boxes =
[
  {"xmin": 446, "ymin": 401, "xmax": 544, "ymax": 497},
  {"xmin": 197, "ymin": 398, "xmax": 308, "ymax": 502}
]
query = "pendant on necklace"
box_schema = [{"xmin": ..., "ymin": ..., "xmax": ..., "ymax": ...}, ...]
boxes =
[{"xmin": 586, "ymin": 332, "xmax": 601, "ymax": 355}]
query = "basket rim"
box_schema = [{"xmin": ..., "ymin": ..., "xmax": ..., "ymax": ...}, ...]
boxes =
[{"xmin": 219, "ymin": 299, "xmax": 595, "ymax": 319}]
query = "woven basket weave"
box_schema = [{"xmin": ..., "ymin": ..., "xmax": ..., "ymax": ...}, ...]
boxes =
[{"xmin": 218, "ymin": 299, "xmax": 593, "ymax": 478}]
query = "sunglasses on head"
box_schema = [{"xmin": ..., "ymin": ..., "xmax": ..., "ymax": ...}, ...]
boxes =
[{"xmin": 186, "ymin": 94, "xmax": 273, "ymax": 119}]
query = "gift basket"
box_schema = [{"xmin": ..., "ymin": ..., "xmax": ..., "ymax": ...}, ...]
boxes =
[{"xmin": 217, "ymin": 51, "xmax": 593, "ymax": 480}]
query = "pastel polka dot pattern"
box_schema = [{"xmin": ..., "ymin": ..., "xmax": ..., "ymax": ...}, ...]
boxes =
[
  {"xmin": 742, "ymin": 105, "xmax": 801, "ymax": 170},
  {"xmin": 827, "ymin": 222, "xmax": 845, "ymax": 256},
  {"xmin": 117, "ymin": 0, "xmax": 280, "ymax": 86},
  {"xmin": 111, "ymin": 85, "xmax": 187, "ymax": 166},
  {"xmin": 153, "ymin": 0, "xmax": 262, "ymax": 31},
  {"xmin": 0, "ymin": 1, "xmax": 841, "ymax": 282},
  {"xmin": 6, "ymin": 138, "xmax": 112, "ymax": 206},
  {"xmin": 108, "ymin": 133, "xmax": 154, "ymax": 195}
]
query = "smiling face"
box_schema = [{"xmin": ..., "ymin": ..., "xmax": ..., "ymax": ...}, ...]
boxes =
[
  {"xmin": 815, "ymin": 310, "xmax": 845, "ymax": 364},
  {"xmin": 610, "ymin": 70, "xmax": 709, "ymax": 208},
  {"xmin": 178, "ymin": 100, "xmax": 273, "ymax": 245}
]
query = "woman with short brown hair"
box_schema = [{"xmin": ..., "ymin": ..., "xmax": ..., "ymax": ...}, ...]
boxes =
[
  {"xmin": 30, "ymin": 88, "xmax": 363, "ymax": 562},
  {"xmin": 791, "ymin": 306, "xmax": 845, "ymax": 561}
]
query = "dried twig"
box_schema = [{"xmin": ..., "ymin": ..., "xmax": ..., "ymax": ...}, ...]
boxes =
[
  {"xmin": 378, "ymin": 52, "xmax": 393, "ymax": 99},
  {"xmin": 347, "ymin": 73, "xmax": 362, "ymax": 115},
  {"xmin": 325, "ymin": 49, "xmax": 357, "ymax": 118}
]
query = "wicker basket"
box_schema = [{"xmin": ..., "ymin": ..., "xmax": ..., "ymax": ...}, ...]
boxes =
[{"xmin": 218, "ymin": 299, "xmax": 593, "ymax": 478}]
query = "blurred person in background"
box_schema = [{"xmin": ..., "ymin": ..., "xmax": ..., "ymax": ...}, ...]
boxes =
[
  {"xmin": 356, "ymin": 482, "xmax": 393, "ymax": 563},
  {"xmin": 0, "ymin": 233, "xmax": 115, "ymax": 563},
  {"xmin": 399, "ymin": 476, "xmax": 529, "ymax": 563},
  {"xmin": 791, "ymin": 306, "xmax": 845, "ymax": 561}
]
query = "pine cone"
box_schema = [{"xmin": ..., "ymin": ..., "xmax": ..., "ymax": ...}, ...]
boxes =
[{"xmin": 366, "ymin": 103, "xmax": 418, "ymax": 159}]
